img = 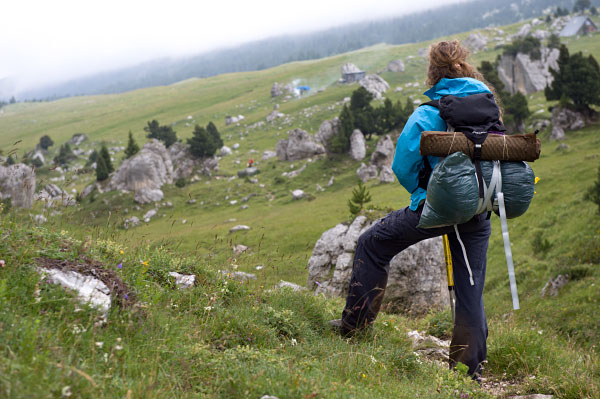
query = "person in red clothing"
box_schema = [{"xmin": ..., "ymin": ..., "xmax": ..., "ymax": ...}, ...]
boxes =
[{"xmin": 248, "ymin": 159, "xmax": 254, "ymax": 167}]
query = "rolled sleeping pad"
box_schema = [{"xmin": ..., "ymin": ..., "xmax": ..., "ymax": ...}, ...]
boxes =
[
  {"xmin": 420, "ymin": 131, "xmax": 541, "ymax": 162},
  {"xmin": 418, "ymin": 152, "xmax": 535, "ymax": 228}
]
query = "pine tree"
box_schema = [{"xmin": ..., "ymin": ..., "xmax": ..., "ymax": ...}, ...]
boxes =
[
  {"xmin": 5, "ymin": 155, "xmax": 15, "ymax": 166},
  {"xmin": 53, "ymin": 143, "xmax": 75, "ymax": 166},
  {"xmin": 206, "ymin": 122, "xmax": 223, "ymax": 149},
  {"xmin": 348, "ymin": 181, "xmax": 372, "ymax": 217},
  {"xmin": 144, "ymin": 119, "xmax": 177, "ymax": 147},
  {"xmin": 96, "ymin": 154, "xmax": 109, "ymax": 181},
  {"xmin": 329, "ymin": 105, "xmax": 354, "ymax": 154},
  {"xmin": 124, "ymin": 131, "xmax": 140, "ymax": 158},
  {"xmin": 99, "ymin": 145, "xmax": 114, "ymax": 174},
  {"xmin": 39, "ymin": 135, "xmax": 54, "ymax": 150},
  {"xmin": 188, "ymin": 125, "xmax": 219, "ymax": 158}
]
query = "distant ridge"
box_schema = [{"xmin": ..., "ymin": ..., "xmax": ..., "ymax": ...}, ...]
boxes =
[{"xmin": 18, "ymin": 0, "xmax": 578, "ymax": 100}]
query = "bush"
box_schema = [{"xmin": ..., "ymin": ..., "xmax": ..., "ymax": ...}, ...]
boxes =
[
  {"xmin": 144, "ymin": 120, "xmax": 177, "ymax": 148},
  {"xmin": 53, "ymin": 143, "xmax": 76, "ymax": 166},
  {"xmin": 532, "ymin": 230, "xmax": 552, "ymax": 255},
  {"xmin": 348, "ymin": 181, "xmax": 372, "ymax": 217},
  {"xmin": 188, "ymin": 123, "xmax": 222, "ymax": 158},
  {"xmin": 39, "ymin": 135, "xmax": 54, "ymax": 150},
  {"xmin": 175, "ymin": 177, "xmax": 187, "ymax": 188},
  {"xmin": 503, "ymin": 36, "xmax": 542, "ymax": 60}
]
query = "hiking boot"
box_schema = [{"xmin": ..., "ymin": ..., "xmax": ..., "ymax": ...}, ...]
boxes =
[{"xmin": 329, "ymin": 319, "xmax": 353, "ymax": 337}]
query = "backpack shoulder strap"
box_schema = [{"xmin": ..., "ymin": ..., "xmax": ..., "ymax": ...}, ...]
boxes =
[{"xmin": 420, "ymin": 100, "xmax": 440, "ymax": 109}]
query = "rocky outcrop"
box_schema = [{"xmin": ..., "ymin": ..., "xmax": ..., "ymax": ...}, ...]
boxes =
[
  {"xmin": 307, "ymin": 216, "xmax": 448, "ymax": 314},
  {"xmin": 267, "ymin": 110, "xmax": 285, "ymax": 122},
  {"xmin": 36, "ymin": 183, "xmax": 76, "ymax": 207},
  {"xmin": 276, "ymin": 129, "xmax": 325, "ymax": 161},
  {"xmin": 225, "ymin": 115, "xmax": 244, "ymax": 125},
  {"xmin": 550, "ymin": 106, "xmax": 588, "ymax": 140},
  {"xmin": 497, "ymin": 47, "xmax": 559, "ymax": 95},
  {"xmin": 168, "ymin": 142, "xmax": 218, "ymax": 178},
  {"xmin": 341, "ymin": 63, "xmax": 361, "ymax": 75},
  {"xmin": 379, "ymin": 165, "xmax": 396, "ymax": 183},
  {"xmin": 135, "ymin": 188, "xmax": 163, "ymax": 204},
  {"xmin": 271, "ymin": 83, "xmax": 283, "ymax": 97},
  {"xmin": 68, "ymin": 133, "xmax": 88, "ymax": 146},
  {"xmin": 349, "ymin": 129, "xmax": 366, "ymax": 160},
  {"xmin": 356, "ymin": 163, "xmax": 378, "ymax": 182},
  {"xmin": 359, "ymin": 74, "xmax": 390, "ymax": 100},
  {"xmin": 463, "ymin": 33, "xmax": 487, "ymax": 52},
  {"xmin": 370, "ymin": 134, "xmax": 395, "ymax": 168},
  {"xmin": 316, "ymin": 118, "xmax": 339, "ymax": 151},
  {"xmin": 387, "ymin": 60, "xmax": 405, "ymax": 72},
  {"xmin": 109, "ymin": 139, "xmax": 173, "ymax": 203},
  {"xmin": 0, "ymin": 164, "xmax": 36, "ymax": 208}
]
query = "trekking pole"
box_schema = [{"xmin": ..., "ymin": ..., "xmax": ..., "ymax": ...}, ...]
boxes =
[{"xmin": 443, "ymin": 234, "xmax": 456, "ymax": 322}]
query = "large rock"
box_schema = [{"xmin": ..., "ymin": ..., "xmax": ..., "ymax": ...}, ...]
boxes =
[
  {"xmin": 110, "ymin": 139, "xmax": 173, "ymax": 196},
  {"xmin": 357, "ymin": 163, "xmax": 378, "ymax": 182},
  {"xmin": 379, "ymin": 165, "xmax": 396, "ymax": 184},
  {"xmin": 387, "ymin": 60, "xmax": 405, "ymax": 72},
  {"xmin": 550, "ymin": 106, "xmax": 587, "ymax": 140},
  {"xmin": 68, "ymin": 133, "xmax": 88, "ymax": 146},
  {"xmin": 271, "ymin": 83, "xmax": 283, "ymax": 97},
  {"xmin": 135, "ymin": 188, "xmax": 163, "ymax": 204},
  {"xmin": 463, "ymin": 33, "xmax": 487, "ymax": 52},
  {"xmin": 497, "ymin": 47, "xmax": 559, "ymax": 95},
  {"xmin": 35, "ymin": 183, "xmax": 76, "ymax": 207},
  {"xmin": 316, "ymin": 118, "xmax": 339, "ymax": 150},
  {"xmin": 341, "ymin": 63, "xmax": 361, "ymax": 75},
  {"xmin": 276, "ymin": 129, "xmax": 325, "ymax": 161},
  {"xmin": 0, "ymin": 164, "xmax": 36, "ymax": 208},
  {"xmin": 370, "ymin": 134, "xmax": 395, "ymax": 168},
  {"xmin": 168, "ymin": 142, "xmax": 205, "ymax": 179},
  {"xmin": 307, "ymin": 216, "xmax": 448, "ymax": 314},
  {"xmin": 349, "ymin": 129, "xmax": 366, "ymax": 161},
  {"xmin": 359, "ymin": 74, "xmax": 390, "ymax": 100}
]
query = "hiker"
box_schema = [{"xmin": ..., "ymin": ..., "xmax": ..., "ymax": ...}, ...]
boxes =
[{"xmin": 331, "ymin": 40, "xmax": 502, "ymax": 380}]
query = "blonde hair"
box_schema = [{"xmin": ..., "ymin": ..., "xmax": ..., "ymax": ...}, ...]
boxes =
[{"xmin": 426, "ymin": 39, "xmax": 502, "ymax": 114}]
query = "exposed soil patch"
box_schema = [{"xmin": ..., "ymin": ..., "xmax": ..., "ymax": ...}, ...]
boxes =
[{"xmin": 37, "ymin": 256, "xmax": 135, "ymax": 308}]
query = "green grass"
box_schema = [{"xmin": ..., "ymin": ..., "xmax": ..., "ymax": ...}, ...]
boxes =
[{"xmin": 1, "ymin": 15, "xmax": 600, "ymax": 399}]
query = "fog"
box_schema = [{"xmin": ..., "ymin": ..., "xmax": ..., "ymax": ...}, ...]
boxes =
[{"xmin": 1, "ymin": 0, "xmax": 466, "ymax": 94}]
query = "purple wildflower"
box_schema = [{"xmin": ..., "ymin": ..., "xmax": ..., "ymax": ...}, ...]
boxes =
[
  {"xmin": 124, "ymin": 294, "xmax": 128, "ymax": 299},
  {"xmin": 117, "ymin": 263, "xmax": 123, "ymax": 269}
]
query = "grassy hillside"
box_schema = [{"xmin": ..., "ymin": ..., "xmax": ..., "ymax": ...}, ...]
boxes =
[{"xmin": 1, "ymin": 15, "xmax": 599, "ymax": 398}]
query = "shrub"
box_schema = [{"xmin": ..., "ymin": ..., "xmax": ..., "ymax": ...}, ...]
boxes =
[
  {"xmin": 38, "ymin": 135, "xmax": 54, "ymax": 150},
  {"xmin": 348, "ymin": 181, "xmax": 372, "ymax": 217},
  {"xmin": 53, "ymin": 143, "xmax": 76, "ymax": 166},
  {"xmin": 144, "ymin": 119, "xmax": 177, "ymax": 148},
  {"xmin": 503, "ymin": 36, "xmax": 542, "ymax": 60},
  {"xmin": 124, "ymin": 131, "xmax": 140, "ymax": 158},
  {"xmin": 175, "ymin": 177, "xmax": 187, "ymax": 188},
  {"xmin": 585, "ymin": 164, "xmax": 600, "ymax": 213},
  {"xmin": 532, "ymin": 230, "xmax": 552, "ymax": 255}
]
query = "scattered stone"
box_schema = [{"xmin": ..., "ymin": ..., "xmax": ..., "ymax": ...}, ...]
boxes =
[
  {"xmin": 395, "ymin": 86, "xmax": 403, "ymax": 92},
  {"xmin": 240, "ymin": 205, "xmax": 249, "ymax": 210},
  {"xmin": 168, "ymin": 272, "xmax": 196, "ymax": 289},
  {"xmin": 379, "ymin": 165, "xmax": 396, "ymax": 183},
  {"xmin": 232, "ymin": 143, "xmax": 240, "ymax": 150},
  {"xmin": 220, "ymin": 146, "xmax": 233, "ymax": 156},
  {"xmin": 356, "ymin": 163, "xmax": 378, "ymax": 182},
  {"xmin": 274, "ymin": 281, "xmax": 306, "ymax": 292},
  {"xmin": 315, "ymin": 184, "xmax": 324, "ymax": 192},
  {"xmin": 225, "ymin": 115, "xmax": 244, "ymax": 125},
  {"xmin": 229, "ymin": 225, "xmax": 250, "ymax": 233},
  {"xmin": 291, "ymin": 189, "xmax": 306, "ymax": 200},
  {"xmin": 349, "ymin": 129, "xmax": 366, "ymax": 161},
  {"xmin": 36, "ymin": 183, "xmax": 76, "ymax": 207},
  {"xmin": 237, "ymin": 167, "xmax": 260, "ymax": 178},
  {"xmin": 0, "ymin": 163, "xmax": 36, "ymax": 208},
  {"xmin": 463, "ymin": 32, "xmax": 488, "ymax": 52},
  {"xmin": 407, "ymin": 330, "xmax": 449, "ymax": 362},
  {"xmin": 551, "ymin": 106, "xmax": 587, "ymax": 140},
  {"xmin": 233, "ymin": 244, "xmax": 249, "ymax": 256},
  {"xmin": 271, "ymin": 83, "xmax": 283, "ymax": 97},
  {"xmin": 124, "ymin": 216, "xmax": 140, "ymax": 229},
  {"xmin": 370, "ymin": 134, "xmax": 396, "ymax": 168},
  {"xmin": 327, "ymin": 176, "xmax": 334, "ymax": 187},
  {"xmin": 513, "ymin": 23, "xmax": 531, "ymax": 39},
  {"xmin": 262, "ymin": 150, "xmax": 277, "ymax": 160},
  {"xmin": 143, "ymin": 209, "xmax": 158, "ymax": 222},
  {"xmin": 286, "ymin": 164, "xmax": 306, "ymax": 178},
  {"xmin": 276, "ymin": 129, "xmax": 325, "ymax": 161},
  {"xmin": 33, "ymin": 214, "xmax": 47, "ymax": 225},
  {"xmin": 40, "ymin": 268, "xmax": 111, "ymax": 314},
  {"xmin": 266, "ymin": 110, "xmax": 285, "ymax": 122},
  {"xmin": 221, "ymin": 270, "xmax": 256, "ymax": 282},
  {"xmin": 555, "ymin": 143, "xmax": 570, "ymax": 151},
  {"xmin": 508, "ymin": 395, "xmax": 553, "ymax": 399},
  {"xmin": 187, "ymin": 199, "xmax": 197, "ymax": 204},
  {"xmin": 541, "ymin": 274, "xmax": 569, "ymax": 297},
  {"xmin": 387, "ymin": 59, "xmax": 405, "ymax": 72},
  {"xmin": 359, "ymin": 74, "xmax": 390, "ymax": 100},
  {"xmin": 68, "ymin": 133, "xmax": 88, "ymax": 146}
]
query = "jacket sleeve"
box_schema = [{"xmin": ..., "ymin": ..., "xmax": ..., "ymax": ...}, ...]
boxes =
[{"xmin": 391, "ymin": 106, "xmax": 446, "ymax": 194}]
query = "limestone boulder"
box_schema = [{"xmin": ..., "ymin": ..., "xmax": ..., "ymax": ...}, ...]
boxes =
[
  {"xmin": 379, "ymin": 165, "xmax": 396, "ymax": 183},
  {"xmin": 110, "ymin": 139, "xmax": 173, "ymax": 196},
  {"xmin": 35, "ymin": 183, "xmax": 76, "ymax": 207},
  {"xmin": 168, "ymin": 142, "xmax": 202, "ymax": 179},
  {"xmin": 341, "ymin": 63, "xmax": 361, "ymax": 75},
  {"xmin": 134, "ymin": 188, "xmax": 164, "ymax": 205},
  {"xmin": 370, "ymin": 134, "xmax": 395, "ymax": 168},
  {"xmin": 316, "ymin": 118, "xmax": 339, "ymax": 150},
  {"xmin": 349, "ymin": 129, "xmax": 366, "ymax": 161},
  {"xmin": 68, "ymin": 133, "xmax": 88, "ymax": 146},
  {"xmin": 276, "ymin": 129, "xmax": 325, "ymax": 161},
  {"xmin": 357, "ymin": 163, "xmax": 378, "ymax": 182},
  {"xmin": 271, "ymin": 83, "xmax": 283, "ymax": 97},
  {"xmin": 359, "ymin": 74, "xmax": 390, "ymax": 100},
  {"xmin": 387, "ymin": 60, "xmax": 405, "ymax": 73},
  {"xmin": 551, "ymin": 106, "xmax": 587, "ymax": 140},
  {"xmin": 463, "ymin": 33, "xmax": 487, "ymax": 52},
  {"xmin": 0, "ymin": 164, "xmax": 36, "ymax": 208}
]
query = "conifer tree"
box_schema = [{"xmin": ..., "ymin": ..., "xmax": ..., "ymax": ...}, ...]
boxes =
[
  {"xmin": 5, "ymin": 155, "xmax": 15, "ymax": 166},
  {"xmin": 206, "ymin": 122, "xmax": 223, "ymax": 149},
  {"xmin": 329, "ymin": 104, "xmax": 354, "ymax": 154},
  {"xmin": 188, "ymin": 125, "xmax": 219, "ymax": 158},
  {"xmin": 99, "ymin": 145, "xmax": 114, "ymax": 174},
  {"xmin": 124, "ymin": 131, "xmax": 140, "ymax": 158},
  {"xmin": 144, "ymin": 120, "xmax": 177, "ymax": 147},
  {"xmin": 96, "ymin": 154, "xmax": 109, "ymax": 181},
  {"xmin": 39, "ymin": 135, "xmax": 54, "ymax": 150},
  {"xmin": 348, "ymin": 181, "xmax": 372, "ymax": 217}
]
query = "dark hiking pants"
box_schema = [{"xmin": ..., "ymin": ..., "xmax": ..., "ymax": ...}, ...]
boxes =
[{"xmin": 341, "ymin": 206, "xmax": 491, "ymax": 378}]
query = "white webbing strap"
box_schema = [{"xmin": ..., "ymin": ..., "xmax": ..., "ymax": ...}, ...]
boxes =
[
  {"xmin": 453, "ymin": 224, "xmax": 475, "ymax": 286},
  {"xmin": 475, "ymin": 161, "xmax": 501, "ymax": 215},
  {"xmin": 496, "ymin": 172, "xmax": 520, "ymax": 310}
]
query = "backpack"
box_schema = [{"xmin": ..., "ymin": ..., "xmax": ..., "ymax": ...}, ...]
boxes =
[{"xmin": 416, "ymin": 92, "xmax": 537, "ymax": 310}]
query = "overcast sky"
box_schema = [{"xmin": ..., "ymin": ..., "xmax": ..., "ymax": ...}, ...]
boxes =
[{"xmin": 2, "ymin": 0, "xmax": 465, "ymax": 93}]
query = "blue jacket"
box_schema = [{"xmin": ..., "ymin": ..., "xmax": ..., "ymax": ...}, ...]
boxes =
[{"xmin": 391, "ymin": 77, "xmax": 492, "ymax": 210}]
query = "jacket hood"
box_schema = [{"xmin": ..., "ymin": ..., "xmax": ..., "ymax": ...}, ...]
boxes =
[{"xmin": 424, "ymin": 77, "xmax": 491, "ymax": 100}]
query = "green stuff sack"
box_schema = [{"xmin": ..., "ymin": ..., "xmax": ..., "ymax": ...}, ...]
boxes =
[
  {"xmin": 480, "ymin": 161, "xmax": 535, "ymax": 219},
  {"xmin": 417, "ymin": 152, "xmax": 479, "ymax": 228}
]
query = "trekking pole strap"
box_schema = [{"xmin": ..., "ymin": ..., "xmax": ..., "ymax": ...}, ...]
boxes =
[{"xmin": 496, "ymin": 173, "xmax": 520, "ymax": 310}]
